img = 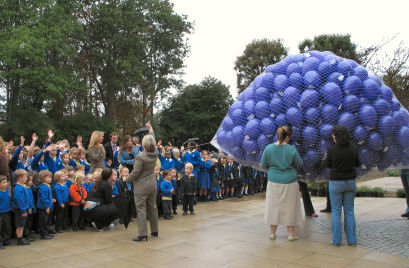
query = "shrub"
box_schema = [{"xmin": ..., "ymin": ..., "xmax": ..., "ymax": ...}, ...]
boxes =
[
  {"xmin": 396, "ymin": 189, "xmax": 407, "ymax": 198},
  {"xmin": 386, "ymin": 170, "xmax": 400, "ymax": 177}
]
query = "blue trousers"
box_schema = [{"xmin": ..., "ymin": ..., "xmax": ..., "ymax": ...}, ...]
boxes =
[
  {"xmin": 400, "ymin": 169, "xmax": 409, "ymax": 214},
  {"xmin": 329, "ymin": 179, "xmax": 357, "ymax": 246}
]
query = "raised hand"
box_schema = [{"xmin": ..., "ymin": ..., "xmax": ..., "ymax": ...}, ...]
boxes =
[
  {"xmin": 20, "ymin": 136, "xmax": 25, "ymax": 146},
  {"xmin": 157, "ymin": 140, "xmax": 162, "ymax": 147},
  {"xmin": 32, "ymin": 133, "xmax": 38, "ymax": 142},
  {"xmin": 48, "ymin": 129, "xmax": 54, "ymax": 141}
]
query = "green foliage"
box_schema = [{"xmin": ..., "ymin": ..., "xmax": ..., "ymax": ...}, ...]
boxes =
[
  {"xmin": 396, "ymin": 189, "xmax": 406, "ymax": 198},
  {"xmin": 356, "ymin": 186, "xmax": 387, "ymax": 197},
  {"xmin": 234, "ymin": 39, "xmax": 288, "ymax": 93},
  {"xmin": 386, "ymin": 170, "xmax": 401, "ymax": 177},
  {"xmin": 157, "ymin": 77, "xmax": 233, "ymax": 146},
  {"xmin": 298, "ymin": 34, "xmax": 360, "ymax": 63}
]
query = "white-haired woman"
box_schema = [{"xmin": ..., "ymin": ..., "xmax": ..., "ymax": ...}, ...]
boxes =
[
  {"xmin": 127, "ymin": 122, "xmax": 159, "ymax": 242},
  {"xmin": 88, "ymin": 131, "xmax": 106, "ymax": 173}
]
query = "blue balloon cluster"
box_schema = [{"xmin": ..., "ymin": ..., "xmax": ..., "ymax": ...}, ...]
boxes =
[{"xmin": 213, "ymin": 51, "xmax": 409, "ymax": 181}]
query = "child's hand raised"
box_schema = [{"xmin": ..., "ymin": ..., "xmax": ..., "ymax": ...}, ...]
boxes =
[
  {"xmin": 48, "ymin": 129, "xmax": 54, "ymax": 140},
  {"xmin": 20, "ymin": 136, "xmax": 25, "ymax": 146},
  {"xmin": 32, "ymin": 133, "xmax": 38, "ymax": 142}
]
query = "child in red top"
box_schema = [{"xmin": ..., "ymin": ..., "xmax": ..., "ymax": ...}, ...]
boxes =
[{"xmin": 69, "ymin": 171, "xmax": 87, "ymax": 231}]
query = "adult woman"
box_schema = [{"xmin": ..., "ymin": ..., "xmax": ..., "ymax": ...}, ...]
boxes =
[
  {"xmin": 126, "ymin": 122, "xmax": 158, "ymax": 242},
  {"xmin": 85, "ymin": 168, "xmax": 118, "ymax": 231},
  {"xmin": 88, "ymin": 131, "xmax": 106, "ymax": 173},
  {"xmin": 326, "ymin": 125, "xmax": 360, "ymax": 246},
  {"xmin": 261, "ymin": 126, "xmax": 303, "ymax": 241},
  {"xmin": 118, "ymin": 135, "xmax": 140, "ymax": 173},
  {"xmin": 0, "ymin": 137, "xmax": 9, "ymax": 190}
]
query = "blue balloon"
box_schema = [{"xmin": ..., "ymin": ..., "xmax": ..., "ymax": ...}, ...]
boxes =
[
  {"xmin": 244, "ymin": 118, "xmax": 261, "ymax": 139},
  {"xmin": 373, "ymin": 99, "xmax": 391, "ymax": 117},
  {"xmin": 359, "ymin": 148, "xmax": 373, "ymax": 165},
  {"xmin": 318, "ymin": 139, "xmax": 330, "ymax": 154},
  {"xmin": 360, "ymin": 97, "xmax": 370, "ymax": 106},
  {"xmin": 305, "ymin": 107, "xmax": 320, "ymax": 125},
  {"xmin": 343, "ymin": 76, "xmax": 362, "ymax": 95},
  {"xmin": 346, "ymin": 59, "xmax": 358, "ymax": 68},
  {"xmin": 303, "ymin": 149, "xmax": 321, "ymax": 169},
  {"xmin": 282, "ymin": 86, "xmax": 300, "ymax": 108},
  {"xmin": 291, "ymin": 126, "xmax": 301, "ymax": 143},
  {"xmin": 231, "ymin": 126, "xmax": 244, "ymax": 147},
  {"xmin": 228, "ymin": 100, "xmax": 243, "ymax": 116},
  {"xmin": 300, "ymin": 89, "xmax": 319, "ymax": 108},
  {"xmin": 304, "ymin": 71, "xmax": 321, "ymax": 88},
  {"xmin": 391, "ymin": 99, "xmax": 401, "ymax": 111},
  {"xmin": 275, "ymin": 113, "xmax": 287, "ymax": 127},
  {"xmin": 243, "ymin": 100, "xmax": 256, "ymax": 116},
  {"xmin": 255, "ymin": 101, "xmax": 271, "ymax": 119},
  {"xmin": 309, "ymin": 51, "xmax": 326, "ymax": 61},
  {"xmin": 359, "ymin": 105, "xmax": 377, "ymax": 128},
  {"xmin": 380, "ymin": 85, "xmax": 393, "ymax": 103},
  {"xmin": 318, "ymin": 61, "xmax": 336, "ymax": 77},
  {"xmin": 286, "ymin": 107, "xmax": 303, "ymax": 127},
  {"xmin": 353, "ymin": 65, "xmax": 369, "ymax": 81},
  {"xmin": 368, "ymin": 132, "xmax": 383, "ymax": 151},
  {"xmin": 322, "ymin": 82, "xmax": 343, "ymax": 106},
  {"xmin": 231, "ymin": 108, "xmax": 246, "ymax": 125},
  {"xmin": 338, "ymin": 112, "xmax": 356, "ymax": 132},
  {"xmin": 321, "ymin": 104, "xmax": 339, "ymax": 124},
  {"xmin": 257, "ymin": 134, "xmax": 272, "ymax": 150},
  {"xmin": 337, "ymin": 61, "xmax": 352, "ymax": 76},
  {"xmin": 393, "ymin": 109, "xmax": 408, "ymax": 128},
  {"xmin": 260, "ymin": 73, "xmax": 276, "ymax": 90},
  {"xmin": 343, "ymin": 94, "xmax": 360, "ymax": 113},
  {"xmin": 242, "ymin": 139, "xmax": 257, "ymax": 152},
  {"xmin": 274, "ymin": 75, "xmax": 289, "ymax": 92},
  {"xmin": 302, "ymin": 125, "xmax": 318, "ymax": 146},
  {"xmin": 270, "ymin": 98, "xmax": 283, "ymax": 115},
  {"xmin": 326, "ymin": 72, "xmax": 343, "ymax": 86},
  {"xmin": 288, "ymin": 73, "xmax": 303, "ymax": 89},
  {"xmin": 400, "ymin": 127, "xmax": 409, "ymax": 150},
  {"xmin": 286, "ymin": 63, "xmax": 302, "ymax": 76},
  {"xmin": 379, "ymin": 115, "xmax": 395, "ymax": 138},
  {"xmin": 222, "ymin": 117, "xmax": 234, "ymax": 131},
  {"xmin": 238, "ymin": 86, "xmax": 255, "ymax": 102},
  {"xmin": 353, "ymin": 125, "xmax": 368, "ymax": 142},
  {"xmin": 285, "ymin": 53, "xmax": 307, "ymax": 63},
  {"xmin": 231, "ymin": 147, "xmax": 245, "ymax": 162},
  {"xmin": 255, "ymin": 87, "xmax": 270, "ymax": 101},
  {"xmin": 302, "ymin": 57, "xmax": 320, "ymax": 74},
  {"xmin": 259, "ymin": 117, "xmax": 276, "ymax": 136},
  {"xmin": 362, "ymin": 79, "xmax": 380, "ymax": 101},
  {"xmin": 369, "ymin": 75, "xmax": 382, "ymax": 87},
  {"xmin": 320, "ymin": 124, "xmax": 333, "ymax": 140},
  {"xmin": 266, "ymin": 61, "xmax": 287, "ymax": 74},
  {"xmin": 217, "ymin": 130, "xmax": 228, "ymax": 148}
]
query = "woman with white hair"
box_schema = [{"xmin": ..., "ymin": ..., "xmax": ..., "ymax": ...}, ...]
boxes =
[{"xmin": 126, "ymin": 122, "xmax": 159, "ymax": 242}]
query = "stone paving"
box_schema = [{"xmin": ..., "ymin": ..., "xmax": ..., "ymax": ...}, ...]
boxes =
[{"xmin": 0, "ymin": 195, "xmax": 408, "ymax": 268}]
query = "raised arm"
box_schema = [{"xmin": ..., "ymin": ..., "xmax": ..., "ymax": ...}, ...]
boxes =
[{"xmin": 27, "ymin": 133, "xmax": 38, "ymax": 159}]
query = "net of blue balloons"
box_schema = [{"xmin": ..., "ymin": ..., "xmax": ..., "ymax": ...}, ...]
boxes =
[{"xmin": 211, "ymin": 50, "xmax": 409, "ymax": 181}]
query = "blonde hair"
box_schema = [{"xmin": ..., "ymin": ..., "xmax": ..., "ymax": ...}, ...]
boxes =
[
  {"xmin": 39, "ymin": 170, "xmax": 52, "ymax": 183},
  {"xmin": 54, "ymin": 170, "xmax": 65, "ymax": 183},
  {"xmin": 0, "ymin": 137, "xmax": 5, "ymax": 154},
  {"xmin": 185, "ymin": 162, "xmax": 193, "ymax": 170},
  {"xmin": 70, "ymin": 147, "xmax": 80, "ymax": 158},
  {"xmin": 277, "ymin": 126, "xmax": 292, "ymax": 144},
  {"xmin": 89, "ymin": 131, "xmax": 104, "ymax": 148},
  {"xmin": 15, "ymin": 169, "xmax": 28, "ymax": 181},
  {"xmin": 119, "ymin": 166, "xmax": 129, "ymax": 173},
  {"xmin": 73, "ymin": 171, "xmax": 85, "ymax": 185}
]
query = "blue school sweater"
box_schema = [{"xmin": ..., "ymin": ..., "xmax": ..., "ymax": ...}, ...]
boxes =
[
  {"xmin": 158, "ymin": 148, "xmax": 175, "ymax": 170},
  {"xmin": 31, "ymin": 151, "xmax": 50, "ymax": 173},
  {"xmin": 160, "ymin": 179, "xmax": 174, "ymax": 200},
  {"xmin": 26, "ymin": 186, "xmax": 36, "ymax": 213},
  {"xmin": 54, "ymin": 183, "xmax": 69, "ymax": 206},
  {"xmin": 66, "ymin": 179, "xmax": 74, "ymax": 189},
  {"xmin": 0, "ymin": 188, "xmax": 11, "ymax": 213},
  {"xmin": 37, "ymin": 183, "xmax": 53, "ymax": 210},
  {"xmin": 12, "ymin": 183, "xmax": 29, "ymax": 215},
  {"xmin": 112, "ymin": 183, "xmax": 118, "ymax": 196},
  {"xmin": 82, "ymin": 182, "xmax": 94, "ymax": 193},
  {"xmin": 183, "ymin": 150, "xmax": 201, "ymax": 170},
  {"xmin": 79, "ymin": 159, "xmax": 91, "ymax": 174}
]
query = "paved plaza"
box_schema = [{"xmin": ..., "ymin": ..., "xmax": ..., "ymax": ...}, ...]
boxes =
[{"xmin": 0, "ymin": 195, "xmax": 408, "ymax": 268}]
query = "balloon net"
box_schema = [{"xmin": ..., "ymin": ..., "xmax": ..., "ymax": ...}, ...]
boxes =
[{"xmin": 211, "ymin": 50, "xmax": 409, "ymax": 182}]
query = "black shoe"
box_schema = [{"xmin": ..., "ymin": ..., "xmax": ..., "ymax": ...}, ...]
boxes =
[
  {"xmin": 3, "ymin": 240, "xmax": 11, "ymax": 246},
  {"xmin": 17, "ymin": 239, "xmax": 31, "ymax": 246},
  {"xmin": 151, "ymin": 232, "xmax": 158, "ymax": 237},
  {"xmin": 79, "ymin": 226, "xmax": 86, "ymax": 230},
  {"xmin": 132, "ymin": 236, "xmax": 148, "ymax": 242},
  {"xmin": 182, "ymin": 211, "xmax": 187, "ymax": 216},
  {"xmin": 56, "ymin": 229, "xmax": 64, "ymax": 233},
  {"xmin": 26, "ymin": 236, "xmax": 36, "ymax": 242},
  {"xmin": 401, "ymin": 212, "xmax": 409, "ymax": 217},
  {"xmin": 320, "ymin": 208, "xmax": 331, "ymax": 213},
  {"xmin": 190, "ymin": 211, "xmax": 195, "ymax": 215},
  {"xmin": 40, "ymin": 235, "xmax": 54, "ymax": 240},
  {"xmin": 63, "ymin": 228, "xmax": 71, "ymax": 232},
  {"xmin": 48, "ymin": 230, "xmax": 56, "ymax": 234},
  {"xmin": 164, "ymin": 216, "xmax": 173, "ymax": 220},
  {"xmin": 173, "ymin": 210, "xmax": 177, "ymax": 215}
]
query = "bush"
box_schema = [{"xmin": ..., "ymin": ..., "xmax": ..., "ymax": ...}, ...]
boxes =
[
  {"xmin": 396, "ymin": 189, "xmax": 407, "ymax": 198},
  {"xmin": 386, "ymin": 170, "xmax": 401, "ymax": 177},
  {"xmin": 356, "ymin": 186, "xmax": 387, "ymax": 197}
]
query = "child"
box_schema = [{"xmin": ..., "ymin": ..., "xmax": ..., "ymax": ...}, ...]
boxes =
[
  {"xmin": 37, "ymin": 170, "xmax": 54, "ymax": 239},
  {"xmin": 157, "ymin": 144, "xmax": 175, "ymax": 170},
  {"xmin": 54, "ymin": 170, "xmax": 69, "ymax": 233},
  {"xmin": 69, "ymin": 171, "xmax": 87, "ymax": 231},
  {"xmin": 23, "ymin": 174, "xmax": 36, "ymax": 242},
  {"xmin": 65, "ymin": 166, "xmax": 75, "ymax": 188},
  {"xmin": 0, "ymin": 176, "xmax": 12, "ymax": 249},
  {"xmin": 198, "ymin": 151, "xmax": 212, "ymax": 202},
  {"xmin": 12, "ymin": 169, "xmax": 30, "ymax": 245},
  {"xmin": 61, "ymin": 153, "xmax": 70, "ymax": 168},
  {"xmin": 181, "ymin": 163, "xmax": 197, "ymax": 216},
  {"xmin": 79, "ymin": 149, "xmax": 91, "ymax": 174},
  {"xmin": 170, "ymin": 168, "xmax": 178, "ymax": 214},
  {"xmin": 181, "ymin": 141, "xmax": 201, "ymax": 178},
  {"xmin": 83, "ymin": 174, "xmax": 94, "ymax": 193},
  {"xmin": 154, "ymin": 166, "xmax": 163, "ymax": 217},
  {"xmin": 242, "ymin": 166, "xmax": 253, "ymax": 196},
  {"xmin": 31, "ymin": 147, "xmax": 50, "ymax": 173},
  {"xmin": 160, "ymin": 170, "xmax": 174, "ymax": 220}
]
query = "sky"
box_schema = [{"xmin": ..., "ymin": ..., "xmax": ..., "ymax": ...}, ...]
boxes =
[{"xmin": 170, "ymin": 0, "xmax": 409, "ymax": 99}]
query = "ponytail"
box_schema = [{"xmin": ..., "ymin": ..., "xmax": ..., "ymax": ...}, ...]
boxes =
[{"xmin": 277, "ymin": 126, "xmax": 292, "ymax": 144}]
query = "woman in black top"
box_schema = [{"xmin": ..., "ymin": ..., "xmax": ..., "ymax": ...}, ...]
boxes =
[
  {"xmin": 326, "ymin": 125, "xmax": 360, "ymax": 247},
  {"xmin": 85, "ymin": 168, "xmax": 118, "ymax": 231}
]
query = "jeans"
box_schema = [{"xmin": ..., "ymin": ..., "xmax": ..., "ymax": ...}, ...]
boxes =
[
  {"xmin": 329, "ymin": 179, "xmax": 357, "ymax": 245},
  {"xmin": 400, "ymin": 169, "xmax": 409, "ymax": 214}
]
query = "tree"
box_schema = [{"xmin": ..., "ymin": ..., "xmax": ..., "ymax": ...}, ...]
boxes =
[
  {"xmin": 298, "ymin": 34, "xmax": 360, "ymax": 63},
  {"xmin": 157, "ymin": 77, "xmax": 233, "ymax": 145},
  {"xmin": 234, "ymin": 39, "xmax": 288, "ymax": 93}
]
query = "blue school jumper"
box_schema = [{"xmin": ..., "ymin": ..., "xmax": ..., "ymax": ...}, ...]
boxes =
[
  {"xmin": 198, "ymin": 160, "xmax": 211, "ymax": 189},
  {"xmin": 65, "ymin": 179, "xmax": 74, "ymax": 189},
  {"xmin": 31, "ymin": 151, "xmax": 50, "ymax": 173},
  {"xmin": 79, "ymin": 159, "xmax": 91, "ymax": 174},
  {"xmin": 37, "ymin": 183, "xmax": 53, "ymax": 210},
  {"xmin": 0, "ymin": 189, "xmax": 11, "ymax": 213},
  {"xmin": 160, "ymin": 180, "xmax": 174, "ymax": 200},
  {"xmin": 158, "ymin": 148, "xmax": 175, "ymax": 170},
  {"xmin": 12, "ymin": 183, "xmax": 29, "ymax": 215},
  {"xmin": 82, "ymin": 182, "xmax": 94, "ymax": 193},
  {"xmin": 54, "ymin": 183, "xmax": 69, "ymax": 206},
  {"xmin": 112, "ymin": 183, "xmax": 118, "ymax": 196},
  {"xmin": 183, "ymin": 150, "xmax": 201, "ymax": 178},
  {"xmin": 25, "ymin": 186, "xmax": 36, "ymax": 213}
]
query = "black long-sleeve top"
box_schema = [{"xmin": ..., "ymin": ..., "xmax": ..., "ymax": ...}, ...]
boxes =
[
  {"xmin": 326, "ymin": 143, "xmax": 360, "ymax": 181},
  {"xmin": 86, "ymin": 180, "xmax": 113, "ymax": 204}
]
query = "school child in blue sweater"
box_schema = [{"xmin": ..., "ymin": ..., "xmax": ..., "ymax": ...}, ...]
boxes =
[
  {"xmin": 43, "ymin": 130, "xmax": 64, "ymax": 174},
  {"xmin": 0, "ymin": 176, "xmax": 12, "ymax": 249},
  {"xmin": 8, "ymin": 136, "xmax": 26, "ymax": 174},
  {"xmin": 54, "ymin": 170, "xmax": 69, "ymax": 233},
  {"xmin": 160, "ymin": 170, "xmax": 174, "ymax": 220},
  {"xmin": 182, "ymin": 141, "xmax": 202, "ymax": 178},
  {"xmin": 170, "ymin": 168, "xmax": 179, "ymax": 214},
  {"xmin": 154, "ymin": 166, "xmax": 164, "ymax": 217},
  {"xmin": 31, "ymin": 147, "xmax": 50, "ymax": 173},
  {"xmin": 37, "ymin": 170, "xmax": 54, "ymax": 240},
  {"xmin": 82, "ymin": 174, "xmax": 94, "ymax": 193},
  {"xmin": 198, "ymin": 151, "xmax": 212, "ymax": 202},
  {"xmin": 12, "ymin": 169, "xmax": 30, "ymax": 245},
  {"xmin": 79, "ymin": 149, "xmax": 91, "ymax": 174},
  {"xmin": 64, "ymin": 166, "xmax": 75, "ymax": 188},
  {"xmin": 157, "ymin": 144, "xmax": 175, "ymax": 170},
  {"xmin": 23, "ymin": 174, "xmax": 36, "ymax": 242}
]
